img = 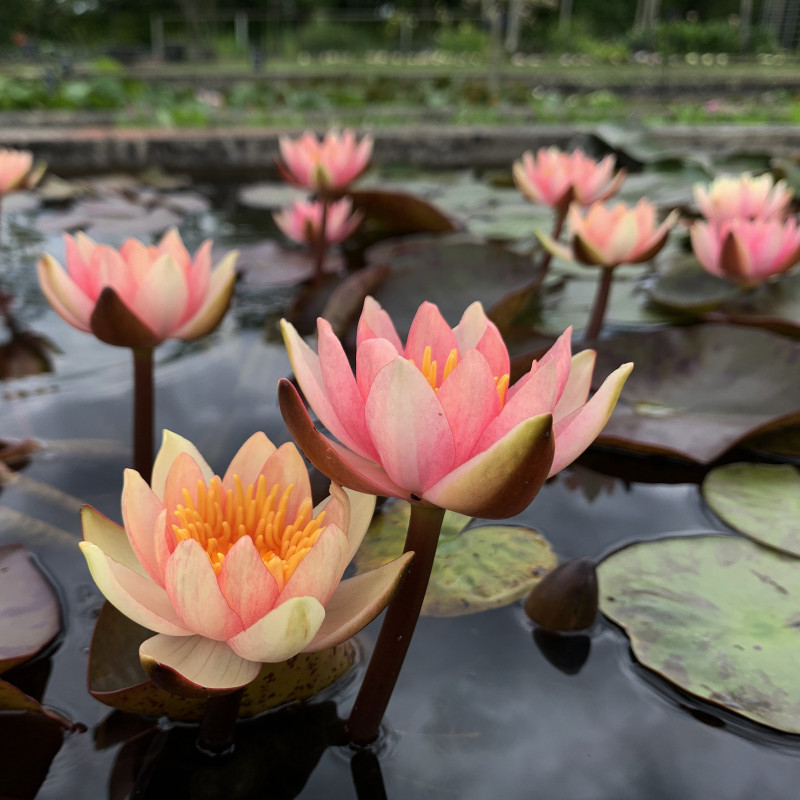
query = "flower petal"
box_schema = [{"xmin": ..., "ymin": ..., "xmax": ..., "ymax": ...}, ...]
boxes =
[
  {"xmin": 548, "ymin": 361, "xmax": 633, "ymax": 477},
  {"xmin": 89, "ymin": 287, "xmax": 161, "ymax": 349},
  {"xmin": 172, "ymin": 251, "xmax": 237, "ymax": 340},
  {"xmin": 356, "ymin": 296, "xmax": 404, "ymax": 350},
  {"xmin": 152, "ymin": 430, "xmax": 214, "ymax": 502},
  {"xmin": 278, "ymin": 523, "xmax": 349, "ymax": 605},
  {"xmin": 130, "ymin": 254, "xmax": 189, "ymax": 339},
  {"xmin": 227, "ymin": 596, "xmax": 325, "ymax": 663},
  {"xmin": 79, "ymin": 541, "xmax": 190, "ymax": 636},
  {"xmin": 405, "ymin": 301, "xmax": 459, "ymax": 367},
  {"xmin": 305, "ymin": 552, "xmax": 415, "ymax": 652},
  {"xmin": 37, "ymin": 254, "xmax": 93, "ymax": 331},
  {"xmin": 81, "ymin": 505, "xmax": 145, "ymax": 576},
  {"xmin": 165, "ymin": 540, "xmax": 243, "ymax": 640},
  {"xmin": 553, "ymin": 350, "xmax": 596, "ymax": 422},
  {"xmin": 121, "ymin": 468, "xmax": 166, "ymax": 585},
  {"xmin": 424, "ymin": 413, "xmax": 554, "ymax": 518},
  {"xmin": 217, "ymin": 536, "xmax": 279, "ymax": 629},
  {"xmin": 259, "ymin": 442, "xmax": 312, "ymax": 523},
  {"xmin": 140, "ymin": 633, "xmax": 260, "ymax": 696},
  {"xmin": 221, "ymin": 431, "xmax": 277, "ymax": 491}
]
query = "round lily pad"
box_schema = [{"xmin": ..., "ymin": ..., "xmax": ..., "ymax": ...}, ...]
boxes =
[
  {"xmin": 703, "ymin": 463, "xmax": 800, "ymax": 557},
  {"xmin": 354, "ymin": 500, "xmax": 557, "ymax": 617},
  {"xmin": 599, "ymin": 533, "xmax": 800, "ymax": 733},
  {"xmin": 650, "ymin": 258, "xmax": 742, "ymax": 313},
  {"xmin": 88, "ymin": 603, "xmax": 355, "ymax": 722},
  {"xmin": 594, "ymin": 324, "xmax": 800, "ymax": 463}
]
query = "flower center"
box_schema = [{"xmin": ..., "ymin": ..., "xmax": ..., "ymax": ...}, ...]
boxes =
[
  {"xmin": 172, "ymin": 475, "xmax": 326, "ymax": 591},
  {"xmin": 413, "ymin": 345, "xmax": 510, "ymax": 406}
]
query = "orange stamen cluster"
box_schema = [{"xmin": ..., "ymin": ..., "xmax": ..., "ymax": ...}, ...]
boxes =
[
  {"xmin": 412, "ymin": 344, "xmax": 510, "ymax": 406},
  {"xmin": 172, "ymin": 475, "xmax": 326, "ymax": 591}
]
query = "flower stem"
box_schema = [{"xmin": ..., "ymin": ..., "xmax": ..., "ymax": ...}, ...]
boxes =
[
  {"xmin": 197, "ymin": 688, "xmax": 245, "ymax": 755},
  {"xmin": 538, "ymin": 207, "xmax": 567, "ymax": 278},
  {"xmin": 132, "ymin": 346, "xmax": 154, "ymax": 483},
  {"xmin": 584, "ymin": 267, "xmax": 615, "ymax": 342},
  {"xmin": 346, "ymin": 503, "xmax": 446, "ymax": 746},
  {"xmin": 351, "ymin": 749, "xmax": 388, "ymax": 800},
  {"xmin": 313, "ymin": 199, "xmax": 329, "ymax": 279}
]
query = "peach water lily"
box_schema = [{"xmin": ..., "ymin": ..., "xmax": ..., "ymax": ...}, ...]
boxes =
[
  {"xmin": 0, "ymin": 147, "xmax": 42, "ymax": 196},
  {"xmin": 691, "ymin": 217, "xmax": 800, "ymax": 287},
  {"xmin": 694, "ymin": 173, "xmax": 793, "ymax": 222},
  {"xmin": 276, "ymin": 129, "xmax": 373, "ymax": 195},
  {"xmin": 80, "ymin": 430, "xmax": 412, "ymax": 694},
  {"xmin": 274, "ymin": 197, "xmax": 362, "ymax": 247}
]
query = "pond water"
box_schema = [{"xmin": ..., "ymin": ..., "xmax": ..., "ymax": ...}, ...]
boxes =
[{"xmin": 2, "ymin": 181, "xmax": 800, "ymax": 800}]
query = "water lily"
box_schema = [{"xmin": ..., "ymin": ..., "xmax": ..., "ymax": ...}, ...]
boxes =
[
  {"xmin": 38, "ymin": 228, "xmax": 237, "ymax": 349},
  {"xmin": 80, "ymin": 430, "xmax": 412, "ymax": 693},
  {"xmin": 274, "ymin": 197, "xmax": 362, "ymax": 247},
  {"xmin": 280, "ymin": 298, "xmax": 632, "ymax": 519},
  {"xmin": 691, "ymin": 217, "xmax": 800, "ymax": 287},
  {"xmin": 513, "ymin": 147, "xmax": 626, "ymax": 212},
  {"xmin": 694, "ymin": 173, "xmax": 792, "ymax": 222},
  {"xmin": 277, "ymin": 129, "xmax": 373, "ymax": 195},
  {"xmin": 542, "ymin": 199, "xmax": 678, "ymax": 269},
  {"xmin": 0, "ymin": 147, "xmax": 41, "ymax": 195}
]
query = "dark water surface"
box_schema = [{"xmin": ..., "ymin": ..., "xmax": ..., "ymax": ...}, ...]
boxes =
[{"xmin": 1, "ymin": 191, "xmax": 799, "ymax": 800}]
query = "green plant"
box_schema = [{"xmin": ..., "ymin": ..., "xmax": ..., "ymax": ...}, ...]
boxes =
[{"xmin": 435, "ymin": 22, "xmax": 490, "ymax": 56}]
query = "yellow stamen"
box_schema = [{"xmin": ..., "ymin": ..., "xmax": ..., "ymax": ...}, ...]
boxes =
[
  {"xmin": 171, "ymin": 475, "xmax": 326, "ymax": 591},
  {"xmin": 495, "ymin": 374, "xmax": 510, "ymax": 407}
]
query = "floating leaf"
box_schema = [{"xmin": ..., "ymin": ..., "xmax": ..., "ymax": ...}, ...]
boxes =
[
  {"xmin": 599, "ymin": 533, "xmax": 800, "ymax": 733},
  {"xmin": 703, "ymin": 463, "xmax": 800, "ymax": 558},
  {"xmin": 350, "ymin": 188, "xmax": 458, "ymax": 235},
  {"xmin": 237, "ymin": 183, "xmax": 307, "ymax": 210},
  {"xmin": 354, "ymin": 501, "xmax": 557, "ymax": 617},
  {"xmin": 594, "ymin": 324, "xmax": 800, "ymax": 463},
  {"xmin": 0, "ymin": 545, "xmax": 60, "ymax": 674},
  {"xmin": 235, "ymin": 239, "xmax": 342, "ymax": 287},
  {"xmin": 649, "ymin": 257, "xmax": 741, "ymax": 313},
  {"xmin": 88, "ymin": 603, "xmax": 355, "ymax": 721}
]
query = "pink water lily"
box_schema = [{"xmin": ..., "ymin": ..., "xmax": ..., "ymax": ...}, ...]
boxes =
[
  {"xmin": 541, "ymin": 199, "xmax": 678, "ymax": 268},
  {"xmin": 38, "ymin": 228, "xmax": 237, "ymax": 348},
  {"xmin": 277, "ymin": 130, "xmax": 373, "ymax": 195},
  {"xmin": 694, "ymin": 173, "xmax": 792, "ymax": 222},
  {"xmin": 280, "ymin": 299, "xmax": 632, "ymax": 519},
  {"xmin": 513, "ymin": 147, "xmax": 626, "ymax": 212},
  {"xmin": 0, "ymin": 147, "xmax": 41, "ymax": 195},
  {"xmin": 691, "ymin": 217, "xmax": 800, "ymax": 287},
  {"xmin": 80, "ymin": 431, "xmax": 412, "ymax": 693},
  {"xmin": 274, "ymin": 197, "xmax": 362, "ymax": 246}
]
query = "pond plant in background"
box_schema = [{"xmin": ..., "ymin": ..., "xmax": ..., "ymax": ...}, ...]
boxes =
[{"xmin": 37, "ymin": 230, "xmax": 238, "ymax": 481}]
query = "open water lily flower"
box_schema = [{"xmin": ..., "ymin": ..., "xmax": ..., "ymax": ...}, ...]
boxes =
[
  {"xmin": 694, "ymin": 173, "xmax": 792, "ymax": 222},
  {"xmin": 274, "ymin": 197, "xmax": 362, "ymax": 246},
  {"xmin": 0, "ymin": 147, "xmax": 42, "ymax": 195},
  {"xmin": 513, "ymin": 147, "xmax": 626, "ymax": 212},
  {"xmin": 38, "ymin": 228, "xmax": 237, "ymax": 348},
  {"xmin": 541, "ymin": 199, "xmax": 678, "ymax": 268},
  {"xmin": 691, "ymin": 217, "xmax": 800, "ymax": 287},
  {"xmin": 280, "ymin": 299, "xmax": 632, "ymax": 519},
  {"xmin": 277, "ymin": 129, "xmax": 373, "ymax": 195},
  {"xmin": 80, "ymin": 431, "xmax": 412, "ymax": 693}
]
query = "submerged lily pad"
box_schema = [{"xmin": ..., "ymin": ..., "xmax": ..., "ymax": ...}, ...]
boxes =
[
  {"xmin": 594, "ymin": 324, "xmax": 800, "ymax": 463},
  {"xmin": 599, "ymin": 533, "xmax": 800, "ymax": 734},
  {"xmin": 703, "ymin": 463, "xmax": 800, "ymax": 557},
  {"xmin": 0, "ymin": 545, "xmax": 60, "ymax": 674},
  {"xmin": 88, "ymin": 603, "xmax": 355, "ymax": 721},
  {"xmin": 354, "ymin": 501, "xmax": 557, "ymax": 617}
]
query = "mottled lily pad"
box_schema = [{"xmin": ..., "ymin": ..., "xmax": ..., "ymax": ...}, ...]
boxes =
[
  {"xmin": 88, "ymin": 603, "xmax": 355, "ymax": 721},
  {"xmin": 354, "ymin": 500, "xmax": 557, "ymax": 617},
  {"xmin": 0, "ymin": 545, "xmax": 60, "ymax": 674},
  {"xmin": 599, "ymin": 533, "xmax": 800, "ymax": 733},
  {"xmin": 594, "ymin": 324, "xmax": 800, "ymax": 463},
  {"xmin": 703, "ymin": 463, "xmax": 800, "ymax": 557}
]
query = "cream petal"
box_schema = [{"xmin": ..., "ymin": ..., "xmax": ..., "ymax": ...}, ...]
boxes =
[
  {"xmin": 305, "ymin": 552, "xmax": 415, "ymax": 652},
  {"xmin": 553, "ymin": 350, "xmax": 596, "ymax": 422},
  {"xmin": 131, "ymin": 254, "xmax": 189, "ymax": 339},
  {"xmin": 122, "ymin": 468, "xmax": 167, "ymax": 585},
  {"xmin": 81, "ymin": 505, "xmax": 145, "ymax": 576},
  {"xmin": 37, "ymin": 254, "xmax": 93, "ymax": 331},
  {"xmin": 227, "ymin": 596, "xmax": 325, "ymax": 663},
  {"xmin": 172, "ymin": 251, "xmax": 237, "ymax": 340},
  {"xmin": 151, "ymin": 430, "xmax": 214, "ymax": 502}
]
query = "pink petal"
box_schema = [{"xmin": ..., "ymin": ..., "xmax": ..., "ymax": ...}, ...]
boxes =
[
  {"xmin": 356, "ymin": 296, "xmax": 404, "ymax": 350},
  {"xmin": 79, "ymin": 541, "xmax": 191, "ymax": 636},
  {"xmin": 122, "ymin": 468, "xmax": 167, "ymax": 585},
  {"xmin": 356, "ymin": 337, "xmax": 400, "ymax": 400},
  {"xmin": 537, "ymin": 327, "xmax": 573, "ymax": 400},
  {"xmin": 553, "ymin": 350, "xmax": 596, "ymax": 423},
  {"xmin": 305, "ymin": 552, "xmax": 415, "ymax": 652},
  {"xmin": 37, "ymin": 254, "xmax": 93, "ymax": 331},
  {"xmin": 165, "ymin": 540, "xmax": 244, "ymax": 640},
  {"xmin": 258, "ymin": 442, "xmax": 312, "ymax": 524},
  {"xmin": 314, "ymin": 484, "xmax": 376, "ymax": 562},
  {"xmin": 365, "ymin": 357, "xmax": 455, "ymax": 494},
  {"xmin": 131, "ymin": 254, "xmax": 189, "ymax": 339},
  {"xmin": 151, "ymin": 430, "xmax": 214, "ymax": 502},
  {"xmin": 221, "ymin": 431, "xmax": 277, "ymax": 491},
  {"xmin": 162, "ymin": 451, "xmax": 207, "ymax": 530},
  {"xmin": 217, "ymin": 536, "xmax": 279, "ymax": 629},
  {"xmin": 227, "ymin": 596, "xmax": 325, "ymax": 663},
  {"xmin": 548, "ymin": 362, "xmax": 633, "ymax": 477},
  {"xmin": 404, "ymin": 301, "xmax": 458, "ymax": 367},
  {"xmin": 452, "ymin": 301, "xmax": 509, "ymax": 378},
  {"xmin": 172, "ymin": 251, "xmax": 237, "ymax": 340}
]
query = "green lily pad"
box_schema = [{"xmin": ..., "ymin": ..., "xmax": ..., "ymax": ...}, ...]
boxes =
[
  {"xmin": 703, "ymin": 463, "xmax": 800, "ymax": 558},
  {"xmin": 594, "ymin": 324, "xmax": 800, "ymax": 463},
  {"xmin": 650, "ymin": 257, "xmax": 742, "ymax": 313},
  {"xmin": 88, "ymin": 603, "xmax": 356, "ymax": 721},
  {"xmin": 0, "ymin": 545, "xmax": 60, "ymax": 674},
  {"xmin": 354, "ymin": 500, "xmax": 557, "ymax": 617},
  {"xmin": 599, "ymin": 533, "xmax": 800, "ymax": 734},
  {"xmin": 741, "ymin": 425, "xmax": 800, "ymax": 458}
]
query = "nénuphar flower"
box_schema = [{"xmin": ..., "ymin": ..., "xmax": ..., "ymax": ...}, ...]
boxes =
[
  {"xmin": 38, "ymin": 229, "xmax": 237, "ymax": 349},
  {"xmin": 513, "ymin": 147, "xmax": 626, "ymax": 212},
  {"xmin": 80, "ymin": 431, "xmax": 412, "ymax": 693},
  {"xmin": 691, "ymin": 217, "xmax": 800, "ymax": 288},
  {"xmin": 276, "ymin": 129, "xmax": 373, "ymax": 195},
  {"xmin": 694, "ymin": 173, "xmax": 793, "ymax": 222},
  {"xmin": 274, "ymin": 197, "xmax": 362, "ymax": 247},
  {"xmin": 280, "ymin": 299, "xmax": 632, "ymax": 520},
  {"xmin": 0, "ymin": 147, "xmax": 43, "ymax": 195}
]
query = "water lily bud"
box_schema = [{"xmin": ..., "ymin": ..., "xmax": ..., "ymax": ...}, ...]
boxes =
[{"xmin": 524, "ymin": 556, "xmax": 598, "ymax": 631}]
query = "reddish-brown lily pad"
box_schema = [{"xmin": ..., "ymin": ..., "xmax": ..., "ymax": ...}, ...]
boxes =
[
  {"xmin": 0, "ymin": 545, "xmax": 60, "ymax": 674},
  {"xmin": 593, "ymin": 323, "xmax": 800, "ymax": 463},
  {"xmin": 88, "ymin": 603, "xmax": 356, "ymax": 722},
  {"xmin": 349, "ymin": 188, "xmax": 458, "ymax": 236}
]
